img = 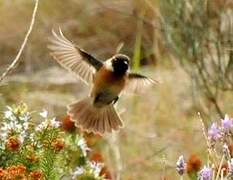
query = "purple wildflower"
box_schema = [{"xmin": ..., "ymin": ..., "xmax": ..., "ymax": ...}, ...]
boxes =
[
  {"xmin": 228, "ymin": 159, "xmax": 233, "ymax": 176},
  {"xmin": 207, "ymin": 122, "xmax": 221, "ymax": 140},
  {"xmin": 221, "ymin": 114, "xmax": 233, "ymax": 131},
  {"xmin": 198, "ymin": 166, "xmax": 212, "ymax": 180},
  {"xmin": 176, "ymin": 155, "xmax": 186, "ymax": 175}
]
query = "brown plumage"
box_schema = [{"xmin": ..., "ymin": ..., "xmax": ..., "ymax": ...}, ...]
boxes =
[
  {"xmin": 68, "ymin": 98, "xmax": 123, "ymax": 133},
  {"xmin": 48, "ymin": 29, "xmax": 157, "ymax": 134}
]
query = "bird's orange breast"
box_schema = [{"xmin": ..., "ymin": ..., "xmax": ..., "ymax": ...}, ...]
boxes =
[{"xmin": 91, "ymin": 67, "xmax": 127, "ymax": 98}]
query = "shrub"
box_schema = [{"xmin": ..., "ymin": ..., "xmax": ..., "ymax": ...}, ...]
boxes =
[
  {"xmin": 176, "ymin": 114, "xmax": 233, "ymax": 179},
  {"xmin": 0, "ymin": 103, "xmax": 106, "ymax": 180}
]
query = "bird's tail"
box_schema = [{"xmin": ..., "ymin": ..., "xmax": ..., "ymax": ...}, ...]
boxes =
[{"xmin": 67, "ymin": 97, "xmax": 123, "ymax": 134}]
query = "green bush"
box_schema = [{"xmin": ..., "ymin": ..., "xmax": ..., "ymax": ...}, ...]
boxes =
[{"xmin": 0, "ymin": 103, "xmax": 105, "ymax": 180}]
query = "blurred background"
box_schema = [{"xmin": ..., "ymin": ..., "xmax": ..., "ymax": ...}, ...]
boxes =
[{"xmin": 0, "ymin": 0, "xmax": 232, "ymax": 179}]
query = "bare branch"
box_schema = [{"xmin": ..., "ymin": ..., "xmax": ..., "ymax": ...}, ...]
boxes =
[{"xmin": 0, "ymin": 0, "xmax": 39, "ymax": 83}]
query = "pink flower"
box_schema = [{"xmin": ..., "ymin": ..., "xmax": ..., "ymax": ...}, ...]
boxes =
[
  {"xmin": 221, "ymin": 114, "xmax": 233, "ymax": 131},
  {"xmin": 208, "ymin": 122, "xmax": 221, "ymax": 140},
  {"xmin": 176, "ymin": 155, "xmax": 186, "ymax": 175},
  {"xmin": 198, "ymin": 166, "xmax": 212, "ymax": 180}
]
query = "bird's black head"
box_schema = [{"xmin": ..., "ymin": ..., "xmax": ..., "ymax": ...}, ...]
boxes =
[{"xmin": 111, "ymin": 54, "xmax": 129, "ymax": 76}]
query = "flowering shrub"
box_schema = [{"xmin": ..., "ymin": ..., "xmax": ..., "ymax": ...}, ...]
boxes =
[
  {"xmin": 176, "ymin": 114, "xmax": 233, "ymax": 180},
  {"xmin": 0, "ymin": 103, "xmax": 107, "ymax": 180}
]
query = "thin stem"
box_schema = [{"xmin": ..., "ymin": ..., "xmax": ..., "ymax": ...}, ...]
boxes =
[
  {"xmin": 215, "ymin": 155, "xmax": 224, "ymax": 180},
  {"xmin": 220, "ymin": 169, "xmax": 224, "ymax": 180},
  {"xmin": 195, "ymin": 58, "xmax": 223, "ymax": 117},
  {"xmin": 106, "ymin": 132, "xmax": 122, "ymax": 180},
  {"xmin": 198, "ymin": 112, "xmax": 218, "ymax": 166},
  {"xmin": 0, "ymin": 0, "xmax": 39, "ymax": 83}
]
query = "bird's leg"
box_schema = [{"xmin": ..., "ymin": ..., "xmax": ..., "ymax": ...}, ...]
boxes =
[
  {"xmin": 93, "ymin": 94, "xmax": 101, "ymax": 105},
  {"xmin": 94, "ymin": 92, "xmax": 119, "ymax": 105},
  {"xmin": 112, "ymin": 96, "xmax": 119, "ymax": 105}
]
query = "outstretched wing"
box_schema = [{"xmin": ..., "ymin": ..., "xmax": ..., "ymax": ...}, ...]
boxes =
[
  {"xmin": 124, "ymin": 73, "xmax": 158, "ymax": 93},
  {"xmin": 48, "ymin": 29, "xmax": 103, "ymax": 84}
]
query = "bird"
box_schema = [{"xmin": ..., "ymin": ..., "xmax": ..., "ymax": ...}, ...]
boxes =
[{"xmin": 48, "ymin": 29, "xmax": 157, "ymax": 134}]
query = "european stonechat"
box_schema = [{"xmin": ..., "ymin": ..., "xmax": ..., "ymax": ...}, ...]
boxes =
[{"xmin": 48, "ymin": 29, "xmax": 157, "ymax": 134}]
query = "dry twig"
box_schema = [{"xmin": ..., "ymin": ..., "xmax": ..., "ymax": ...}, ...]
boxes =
[
  {"xmin": 0, "ymin": 0, "xmax": 39, "ymax": 83},
  {"xmin": 198, "ymin": 112, "xmax": 218, "ymax": 167}
]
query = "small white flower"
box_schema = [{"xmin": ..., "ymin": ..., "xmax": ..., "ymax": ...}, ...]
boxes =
[
  {"xmin": 29, "ymin": 133, "xmax": 35, "ymax": 142},
  {"xmin": 9, "ymin": 121, "xmax": 15, "ymax": 129},
  {"xmin": 4, "ymin": 110, "xmax": 13, "ymax": 119},
  {"xmin": 23, "ymin": 122, "xmax": 29, "ymax": 130},
  {"xmin": 19, "ymin": 132, "xmax": 26, "ymax": 143},
  {"xmin": 77, "ymin": 138, "xmax": 90, "ymax": 157},
  {"xmin": 15, "ymin": 124, "xmax": 23, "ymax": 131},
  {"xmin": 50, "ymin": 118, "xmax": 60, "ymax": 128},
  {"xmin": 19, "ymin": 112, "xmax": 30, "ymax": 122},
  {"xmin": 35, "ymin": 125, "xmax": 43, "ymax": 131},
  {"xmin": 39, "ymin": 109, "xmax": 48, "ymax": 118},
  {"xmin": 35, "ymin": 121, "xmax": 48, "ymax": 131},
  {"xmin": 89, "ymin": 161, "xmax": 103, "ymax": 178},
  {"xmin": 71, "ymin": 166, "xmax": 85, "ymax": 179},
  {"xmin": 0, "ymin": 132, "xmax": 8, "ymax": 141}
]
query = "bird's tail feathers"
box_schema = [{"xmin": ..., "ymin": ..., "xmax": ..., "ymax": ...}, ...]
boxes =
[{"xmin": 67, "ymin": 97, "xmax": 123, "ymax": 134}]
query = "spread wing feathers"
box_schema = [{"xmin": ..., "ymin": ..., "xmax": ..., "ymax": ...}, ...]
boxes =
[
  {"xmin": 48, "ymin": 29, "xmax": 103, "ymax": 84},
  {"xmin": 124, "ymin": 73, "xmax": 158, "ymax": 93}
]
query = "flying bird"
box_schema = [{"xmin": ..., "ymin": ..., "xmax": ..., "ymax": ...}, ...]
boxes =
[{"xmin": 48, "ymin": 29, "xmax": 157, "ymax": 134}]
